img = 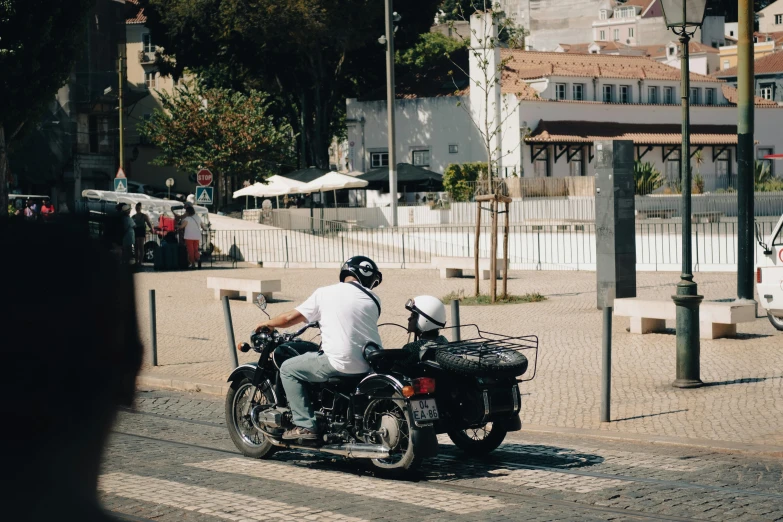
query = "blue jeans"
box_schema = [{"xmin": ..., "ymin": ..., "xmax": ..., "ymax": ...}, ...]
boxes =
[{"xmin": 279, "ymin": 351, "xmax": 358, "ymax": 431}]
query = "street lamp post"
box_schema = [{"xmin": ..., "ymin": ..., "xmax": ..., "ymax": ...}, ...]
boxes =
[
  {"xmin": 381, "ymin": 1, "xmax": 400, "ymax": 227},
  {"xmin": 660, "ymin": 0, "xmax": 708, "ymax": 389}
]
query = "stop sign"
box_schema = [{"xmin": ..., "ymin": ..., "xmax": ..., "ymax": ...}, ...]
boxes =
[{"xmin": 197, "ymin": 169, "xmax": 213, "ymax": 186}]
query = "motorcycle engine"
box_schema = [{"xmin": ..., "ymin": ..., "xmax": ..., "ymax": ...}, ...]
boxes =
[{"xmin": 252, "ymin": 406, "xmax": 290, "ymax": 431}]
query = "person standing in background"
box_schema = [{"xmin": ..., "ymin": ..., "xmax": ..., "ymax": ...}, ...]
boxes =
[
  {"xmin": 132, "ymin": 203, "xmax": 153, "ymax": 265},
  {"xmin": 40, "ymin": 198, "xmax": 55, "ymax": 220},
  {"xmin": 177, "ymin": 205, "xmax": 204, "ymax": 269}
]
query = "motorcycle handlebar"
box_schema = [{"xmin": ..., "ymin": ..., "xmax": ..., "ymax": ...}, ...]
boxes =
[{"xmin": 291, "ymin": 322, "xmax": 319, "ymax": 339}]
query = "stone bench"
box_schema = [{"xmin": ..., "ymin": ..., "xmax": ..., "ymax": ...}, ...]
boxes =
[
  {"xmin": 613, "ymin": 297, "xmax": 756, "ymax": 340},
  {"xmin": 692, "ymin": 211, "xmax": 723, "ymax": 224},
  {"xmin": 207, "ymin": 277, "xmax": 281, "ymax": 302},
  {"xmin": 431, "ymin": 256, "xmax": 507, "ymax": 280}
]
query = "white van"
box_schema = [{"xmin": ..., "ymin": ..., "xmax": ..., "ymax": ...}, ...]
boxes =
[{"xmin": 756, "ymin": 210, "xmax": 783, "ymax": 331}]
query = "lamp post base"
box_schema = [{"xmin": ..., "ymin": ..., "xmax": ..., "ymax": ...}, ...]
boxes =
[{"xmin": 672, "ymin": 280, "xmax": 703, "ymax": 389}]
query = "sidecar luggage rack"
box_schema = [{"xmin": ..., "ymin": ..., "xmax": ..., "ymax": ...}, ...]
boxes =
[{"xmin": 439, "ymin": 326, "xmax": 539, "ymax": 381}]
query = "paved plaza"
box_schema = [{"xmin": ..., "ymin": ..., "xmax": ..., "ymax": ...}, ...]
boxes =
[{"xmin": 133, "ymin": 265, "xmax": 783, "ymax": 448}]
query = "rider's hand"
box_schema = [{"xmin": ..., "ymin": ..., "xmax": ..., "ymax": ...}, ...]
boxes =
[{"xmin": 255, "ymin": 324, "xmax": 276, "ymax": 334}]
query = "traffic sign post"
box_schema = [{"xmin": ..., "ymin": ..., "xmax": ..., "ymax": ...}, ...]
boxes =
[
  {"xmin": 196, "ymin": 186, "xmax": 214, "ymax": 205},
  {"xmin": 197, "ymin": 169, "xmax": 213, "ymax": 187},
  {"xmin": 114, "ymin": 178, "xmax": 128, "ymax": 193}
]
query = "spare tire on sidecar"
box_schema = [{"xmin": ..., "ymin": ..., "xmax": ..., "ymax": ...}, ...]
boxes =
[{"xmin": 435, "ymin": 340, "xmax": 529, "ymax": 378}]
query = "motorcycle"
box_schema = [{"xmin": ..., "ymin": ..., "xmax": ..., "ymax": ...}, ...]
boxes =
[
  {"xmin": 225, "ymin": 296, "xmax": 538, "ymax": 475},
  {"xmin": 225, "ymin": 296, "xmax": 440, "ymax": 476}
]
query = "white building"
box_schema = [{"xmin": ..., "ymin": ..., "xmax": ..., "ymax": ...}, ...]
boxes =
[
  {"xmin": 759, "ymin": 0, "xmax": 783, "ymax": 34},
  {"xmin": 346, "ymin": 13, "xmax": 782, "ymax": 192},
  {"xmin": 123, "ymin": 0, "xmax": 196, "ymax": 195}
]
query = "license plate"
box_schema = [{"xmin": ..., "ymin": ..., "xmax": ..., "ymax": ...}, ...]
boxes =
[{"xmin": 410, "ymin": 398, "xmax": 439, "ymax": 422}]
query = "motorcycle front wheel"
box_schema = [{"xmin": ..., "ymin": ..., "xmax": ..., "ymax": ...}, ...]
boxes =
[
  {"xmin": 364, "ymin": 394, "xmax": 422, "ymax": 477},
  {"xmin": 225, "ymin": 378, "xmax": 278, "ymax": 459},
  {"xmin": 448, "ymin": 422, "xmax": 508, "ymax": 456}
]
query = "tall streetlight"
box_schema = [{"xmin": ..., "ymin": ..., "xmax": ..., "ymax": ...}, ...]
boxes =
[
  {"xmin": 659, "ymin": 0, "xmax": 708, "ymax": 389},
  {"xmin": 379, "ymin": 2, "xmax": 400, "ymax": 226}
]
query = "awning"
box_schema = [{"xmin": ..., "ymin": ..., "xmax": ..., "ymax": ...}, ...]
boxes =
[
  {"xmin": 358, "ymin": 163, "xmax": 443, "ymax": 192},
  {"xmin": 524, "ymin": 121, "xmax": 740, "ymax": 146}
]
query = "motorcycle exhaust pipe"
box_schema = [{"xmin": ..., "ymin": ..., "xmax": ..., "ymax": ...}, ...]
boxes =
[{"xmin": 278, "ymin": 441, "xmax": 391, "ymax": 459}]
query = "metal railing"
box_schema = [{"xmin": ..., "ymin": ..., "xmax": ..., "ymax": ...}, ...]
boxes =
[{"xmin": 201, "ymin": 220, "xmax": 780, "ymax": 271}]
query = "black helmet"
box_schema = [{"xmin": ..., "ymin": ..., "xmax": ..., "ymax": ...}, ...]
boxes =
[{"xmin": 340, "ymin": 256, "xmax": 382, "ymax": 289}]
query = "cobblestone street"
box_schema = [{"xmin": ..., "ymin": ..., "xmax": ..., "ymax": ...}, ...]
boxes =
[
  {"xmin": 132, "ymin": 265, "xmax": 783, "ymax": 446},
  {"xmin": 101, "ymin": 389, "xmax": 783, "ymax": 522}
]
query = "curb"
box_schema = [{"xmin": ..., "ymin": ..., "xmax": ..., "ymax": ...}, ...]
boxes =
[
  {"xmin": 136, "ymin": 372, "xmax": 229, "ymax": 396},
  {"xmin": 135, "ymin": 374, "xmax": 783, "ymax": 457},
  {"xmin": 516, "ymin": 423, "xmax": 783, "ymax": 457}
]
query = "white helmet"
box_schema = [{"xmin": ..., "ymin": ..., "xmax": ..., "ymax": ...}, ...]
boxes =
[
  {"xmin": 405, "ymin": 295, "xmax": 447, "ymax": 334},
  {"xmin": 186, "ymin": 194, "xmax": 196, "ymax": 204}
]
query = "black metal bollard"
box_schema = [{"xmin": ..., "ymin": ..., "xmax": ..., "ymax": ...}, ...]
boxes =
[
  {"xmin": 149, "ymin": 289, "xmax": 158, "ymax": 366},
  {"xmin": 223, "ymin": 296, "xmax": 239, "ymax": 370},
  {"xmin": 450, "ymin": 299, "xmax": 461, "ymax": 342},
  {"xmin": 600, "ymin": 306, "xmax": 612, "ymax": 423}
]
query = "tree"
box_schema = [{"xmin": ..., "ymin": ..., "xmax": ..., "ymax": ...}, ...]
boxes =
[
  {"xmin": 0, "ymin": 0, "xmax": 94, "ymax": 215},
  {"xmin": 139, "ymin": 0, "xmax": 441, "ymax": 170},
  {"xmin": 634, "ymin": 161, "xmax": 663, "ymax": 195},
  {"xmin": 397, "ymin": 33, "xmax": 466, "ymax": 73},
  {"xmin": 139, "ymin": 87, "xmax": 295, "ymax": 207},
  {"xmin": 443, "ymin": 162, "xmax": 486, "ymax": 201}
]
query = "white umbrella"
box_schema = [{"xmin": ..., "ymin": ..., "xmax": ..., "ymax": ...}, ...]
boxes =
[
  {"xmin": 298, "ymin": 172, "xmax": 369, "ymax": 221},
  {"xmin": 233, "ymin": 176, "xmax": 307, "ymax": 208}
]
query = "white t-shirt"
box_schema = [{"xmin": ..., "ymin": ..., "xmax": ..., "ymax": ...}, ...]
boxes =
[
  {"xmin": 182, "ymin": 214, "xmax": 202, "ymax": 240},
  {"xmin": 295, "ymin": 282, "xmax": 382, "ymax": 374}
]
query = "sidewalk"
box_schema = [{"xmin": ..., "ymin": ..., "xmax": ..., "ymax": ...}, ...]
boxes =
[{"xmin": 133, "ymin": 265, "xmax": 783, "ymax": 447}]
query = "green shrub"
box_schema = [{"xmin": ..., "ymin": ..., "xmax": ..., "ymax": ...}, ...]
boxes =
[
  {"xmin": 634, "ymin": 160, "xmax": 662, "ymax": 195},
  {"xmin": 443, "ymin": 162, "xmax": 488, "ymax": 202}
]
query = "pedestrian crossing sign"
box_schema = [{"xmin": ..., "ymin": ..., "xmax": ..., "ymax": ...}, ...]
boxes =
[
  {"xmin": 114, "ymin": 178, "xmax": 128, "ymax": 193},
  {"xmin": 195, "ymin": 186, "xmax": 213, "ymax": 205}
]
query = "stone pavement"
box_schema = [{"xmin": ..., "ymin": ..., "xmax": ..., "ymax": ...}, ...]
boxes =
[
  {"xmin": 102, "ymin": 389, "xmax": 783, "ymax": 522},
  {"xmin": 132, "ymin": 264, "xmax": 783, "ymax": 447}
]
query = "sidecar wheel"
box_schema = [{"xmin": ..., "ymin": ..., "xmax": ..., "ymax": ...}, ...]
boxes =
[{"xmin": 448, "ymin": 423, "xmax": 507, "ymax": 456}]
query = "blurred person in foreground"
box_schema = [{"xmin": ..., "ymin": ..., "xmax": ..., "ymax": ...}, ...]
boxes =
[{"xmin": 0, "ymin": 217, "xmax": 143, "ymax": 522}]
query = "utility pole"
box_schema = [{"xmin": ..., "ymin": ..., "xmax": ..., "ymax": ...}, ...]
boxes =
[
  {"xmin": 118, "ymin": 55, "xmax": 124, "ymax": 173},
  {"xmin": 384, "ymin": 0, "xmax": 398, "ymax": 227},
  {"xmin": 737, "ymin": 0, "xmax": 755, "ymax": 302}
]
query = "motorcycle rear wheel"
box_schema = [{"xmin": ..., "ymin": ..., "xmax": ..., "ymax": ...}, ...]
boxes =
[
  {"xmin": 364, "ymin": 394, "xmax": 422, "ymax": 477},
  {"xmin": 448, "ymin": 422, "xmax": 507, "ymax": 456},
  {"xmin": 225, "ymin": 378, "xmax": 278, "ymax": 459}
]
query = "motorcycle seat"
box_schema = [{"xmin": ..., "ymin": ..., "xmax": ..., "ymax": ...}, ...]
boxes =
[{"xmin": 325, "ymin": 374, "xmax": 367, "ymax": 392}]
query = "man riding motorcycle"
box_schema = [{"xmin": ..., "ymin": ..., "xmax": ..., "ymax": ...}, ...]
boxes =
[{"xmin": 255, "ymin": 256, "xmax": 383, "ymax": 441}]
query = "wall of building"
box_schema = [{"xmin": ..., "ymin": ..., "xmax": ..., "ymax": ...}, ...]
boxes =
[
  {"xmin": 637, "ymin": 16, "xmax": 689, "ymax": 45},
  {"xmin": 759, "ymin": 0, "xmax": 783, "ymax": 33},
  {"xmin": 719, "ymin": 41, "xmax": 777, "ymax": 70},
  {"xmin": 520, "ymin": 0, "xmax": 604, "ymax": 51},
  {"xmin": 725, "ymin": 22, "xmax": 738, "ymax": 38},
  {"xmin": 701, "ymin": 16, "xmax": 726, "ymax": 48},
  {"xmin": 345, "ymin": 96, "xmax": 482, "ymax": 175}
]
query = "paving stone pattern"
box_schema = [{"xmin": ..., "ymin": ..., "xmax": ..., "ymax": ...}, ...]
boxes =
[
  {"xmin": 102, "ymin": 393, "xmax": 783, "ymax": 522},
  {"xmin": 132, "ymin": 266, "xmax": 783, "ymax": 445}
]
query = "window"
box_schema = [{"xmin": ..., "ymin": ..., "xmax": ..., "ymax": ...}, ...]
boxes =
[
  {"xmin": 599, "ymin": 9, "xmax": 608, "ymax": 20},
  {"xmin": 705, "ymin": 87, "xmax": 716, "ymax": 105},
  {"xmin": 142, "ymin": 34, "xmax": 156, "ymax": 53},
  {"xmin": 761, "ymin": 83, "xmax": 774, "ymax": 100},
  {"xmin": 776, "ymin": 14, "xmax": 783, "ymax": 24},
  {"xmin": 533, "ymin": 147, "xmax": 549, "ymax": 177},
  {"xmin": 723, "ymin": 60, "xmax": 730, "ymax": 69},
  {"xmin": 730, "ymin": 30, "xmax": 734, "ymax": 36},
  {"xmin": 629, "ymin": 27, "xmax": 634, "ymax": 38},
  {"xmin": 570, "ymin": 149, "xmax": 584, "ymax": 176},
  {"xmin": 666, "ymin": 149, "xmax": 681, "ymax": 181},
  {"xmin": 664, "ymin": 86, "xmax": 674, "ymax": 104},
  {"xmin": 716, "ymin": 149, "xmax": 731, "ymax": 178},
  {"xmin": 603, "ymin": 84, "xmax": 613, "ymax": 102},
  {"xmin": 668, "ymin": 45, "xmax": 676, "ymax": 57},
  {"xmin": 613, "ymin": 29, "xmax": 620, "ymax": 41},
  {"xmin": 690, "ymin": 87, "xmax": 700, "ymax": 104},
  {"xmin": 88, "ymin": 115, "xmax": 99, "ymax": 153},
  {"xmin": 572, "ymin": 83, "xmax": 584, "ymax": 101},
  {"xmin": 619, "ymin": 85, "xmax": 631, "ymax": 103},
  {"xmin": 599, "ymin": 30, "xmax": 606, "ymax": 40},
  {"xmin": 648, "ymin": 86, "xmax": 659, "ymax": 104},
  {"xmin": 145, "ymin": 71, "xmax": 157, "ymax": 88},
  {"xmin": 758, "ymin": 147, "xmax": 774, "ymax": 177},
  {"xmin": 555, "ymin": 83, "xmax": 567, "ymax": 100},
  {"xmin": 412, "ymin": 149, "xmax": 430, "ymax": 167},
  {"xmin": 370, "ymin": 151, "xmax": 388, "ymax": 168},
  {"xmin": 448, "ymin": 144, "xmax": 459, "ymax": 154}
]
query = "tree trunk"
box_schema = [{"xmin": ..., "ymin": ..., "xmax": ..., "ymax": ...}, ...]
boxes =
[{"xmin": 0, "ymin": 124, "xmax": 9, "ymax": 216}]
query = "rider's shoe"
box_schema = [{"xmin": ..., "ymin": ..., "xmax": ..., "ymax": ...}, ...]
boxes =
[{"xmin": 282, "ymin": 426, "xmax": 318, "ymax": 441}]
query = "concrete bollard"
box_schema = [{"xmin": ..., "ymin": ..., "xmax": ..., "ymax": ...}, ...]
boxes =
[
  {"xmin": 450, "ymin": 299, "xmax": 461, "ymax": 342},
  {"xmin": 600, "ymin": 305, "xmax": 612, "ymax": 423},
  {"xmin": 149, "ymin": 289, "xmax": 158, "ymax": 366},
  {"xmin": 223, "ymin": 295, "xmax": 239, "ymax": 370}
]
